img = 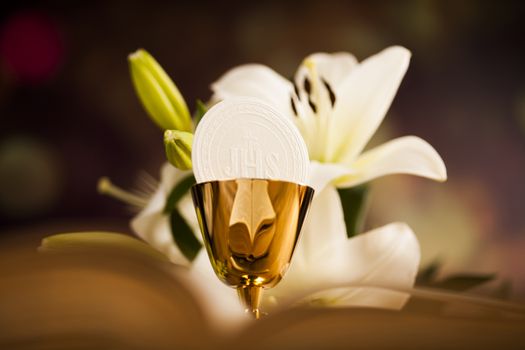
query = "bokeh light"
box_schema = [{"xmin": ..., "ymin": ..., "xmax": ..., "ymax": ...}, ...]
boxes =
[{"xmin": 0, "ymin": 10, "xmax": 63, "ymax": 84}]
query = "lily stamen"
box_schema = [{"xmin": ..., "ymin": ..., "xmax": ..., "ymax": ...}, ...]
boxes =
[
  {"xmin": 97, "ymin": 177, "xmax": 149, "ymax": 208},
  {"xmin": 293, "ymin": 82, "xmax": 301, "ymax": 100},
  {"xmin": 308, "ymin": 98, "xmax": 318, "ymax": 113},
  {"xmin": 321, "ymin": 78, "xmax": 336, "ymax": 107},
  {"xmin": 303, "ymin": 59, "xmax": 323, "ymax": 112},
  {"xmin": 303, "ymin": 77, "xmax": 312, "ymax": 95},
  {"xmin": 290, "ymin": 94, "xmax": 298, "ymax": 116}
]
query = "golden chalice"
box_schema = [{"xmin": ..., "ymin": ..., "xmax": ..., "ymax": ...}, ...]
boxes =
[{"xmin": 191, "ymin": 179, "xmax": 314, "ymax": 318}]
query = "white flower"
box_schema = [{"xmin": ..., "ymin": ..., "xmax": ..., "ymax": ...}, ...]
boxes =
[
  {"xmin": 130, "ymin": 163, "xmax": 199, "ymax": 266},
  {"xmin": 129, "ymin": 162, "xmax": 421, "ymax": 314},
  {"xmin": 208, "ymin": 46, "xmax": 446, "ymax": 308},
  {"xmin": 211, "ymin": 46, "xmax": 446, "ymax": 192}
]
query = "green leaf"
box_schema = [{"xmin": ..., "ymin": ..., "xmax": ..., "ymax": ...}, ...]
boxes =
[
  {"xmin": 433, "ymin": 274, "xmax": 496, "ymax": 292},
  {"xmin": 39, "ymin": 232, "xmax": 170, "ymax": 263},
  {"xmin": 193, "ymin": 99, "xmax": 208, "ymax": 126},
  {"xmin": 170, "ymin": 209, "xmax": 202, "ymax": 262},
  {"xmin": 163, "ymin": 174, "xmax": 201, "ymax": 261},
  {"xmin": 416, "ymin": 260, "xmax": 441, "ymax": 284},
  {"xmin": 416, "ymin": 263, "xmax": 495, "ymax": 291},
  {"xmin": 164, "ymin": 175, "xmax": 196, "ymax": 214},
  {"xmin": 337, "ymin": 185, "xmax": 369, "ymax": 238},
  {"xmin": 407, "ymin": 272, "xmax": 497, "ymax": 315},
  {"xmin": 164, "ymin": 130, "xmax": 193, "ymax": 170},
  {"xmin": 128, "ymin": 49, "xmax": 192, "ymax": 132}
]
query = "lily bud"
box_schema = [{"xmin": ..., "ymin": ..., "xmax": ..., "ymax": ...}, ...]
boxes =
[
  {"xmin": 164, "ymin": 130, "xmax": 193, "ymax": 170},
  {"xmin": 129, "ymin": 49, "xmax": 192, "ymax": 132}
]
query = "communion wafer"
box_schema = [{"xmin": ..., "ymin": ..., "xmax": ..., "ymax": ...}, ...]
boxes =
[{"xmin": 192, "ymin": 98, "xmax": 309, "ymax": 184}]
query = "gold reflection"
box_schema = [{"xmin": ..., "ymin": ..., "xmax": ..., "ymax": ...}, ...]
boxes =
[{"xmin": 191, "ymin": 179, "xmax": 314, "ymax": 318}]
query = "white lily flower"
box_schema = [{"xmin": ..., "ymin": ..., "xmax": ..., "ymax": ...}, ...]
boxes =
[
  {"xmin": 208, "ymin": 46, "xmax": 446, "ymax": 308},
  {"xmin": 128, "ymin": 162, "xmax": 420, "ymax": 314},
  {"xmin": 211, "ymin": 46, "xmax": 446, "ymax": 192},
  {"xmin": 130, "ymin": 163, "xmax": 199, "ymax": 266}
]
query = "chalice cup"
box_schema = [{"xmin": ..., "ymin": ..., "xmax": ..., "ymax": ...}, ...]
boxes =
[{"xmin": 191, "ymin": 179, "xmax": 314, "ymax": 319}]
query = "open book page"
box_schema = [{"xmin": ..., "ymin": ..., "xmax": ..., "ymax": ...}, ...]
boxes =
[{"xmin": 2, "ymin": 236, "xmax": 524, "ymax": 349}]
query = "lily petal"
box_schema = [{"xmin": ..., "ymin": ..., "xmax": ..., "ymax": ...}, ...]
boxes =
[
  {"xmin": 294, "ymin": 52, "xmax": 358, "ymax": 92},
  {"xmin": 308, "ymin": 161, "xmax": 353, "ymax": 194},
  {"xmin": 211, "ymin": 64, "xmax": 294, "ymax": 117},
  {"xmin": 327, "ymin": 46, "xmax": 411, "ymax": 163},
  {"xmin": 268, "ymin": 186, "xmax": 349, "ymax": 300},
  {"xmin": 336, "ymin": 136, "xmax": 447, "ymax": 188},
  {"xmin": 285, "ymin": 222, "xmax": 420, "ymax": 310},
  {"xmin": 343, "ymin": 222, "xmax": 420, "ymax": 288},
  {"xmin": 131, "ymin": 194, "xmax": 188, "ymax": 265},
  {"xmin": 321, "ymin": 222, "xmax": 420, "ymax": 309},
  {"xmin": 131, "ymin": 163, "xmax": 198, "ymax": 265}
]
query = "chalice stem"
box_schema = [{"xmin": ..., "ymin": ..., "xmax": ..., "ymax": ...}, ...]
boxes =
[{"xmin": 237, "ymin": 285, "xmax": 262, "ymax": 319}]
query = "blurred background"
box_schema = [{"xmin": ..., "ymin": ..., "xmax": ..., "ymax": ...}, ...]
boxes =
[{"xmin": 0, "ymin": 1, "xmax": 524, "ymax": 295}]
